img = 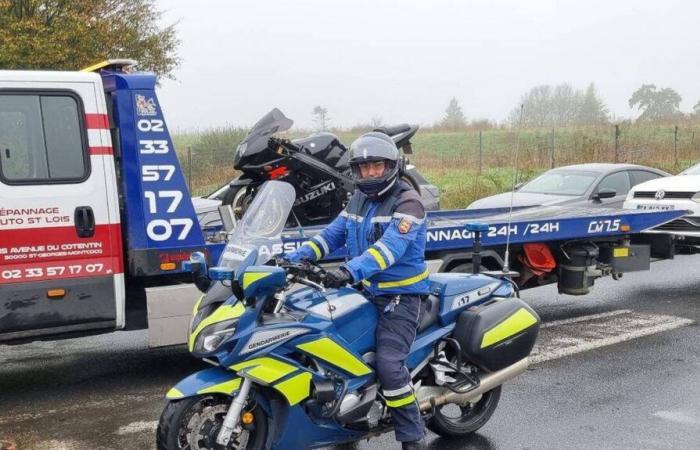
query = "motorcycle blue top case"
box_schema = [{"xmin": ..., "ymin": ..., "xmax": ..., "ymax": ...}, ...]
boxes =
[{"xmin": 158, "ymin": 181, "xmax": 541, "ymax": 450}]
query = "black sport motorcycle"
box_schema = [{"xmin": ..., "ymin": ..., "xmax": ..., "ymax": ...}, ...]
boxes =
[{"xmin": 222, "ymin": 108, "xmax": 431, "ymax": 226}]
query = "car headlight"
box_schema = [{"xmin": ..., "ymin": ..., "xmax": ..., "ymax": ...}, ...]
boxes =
[
  {"xmin": 193, "ymin": 318, "xmax": 238, "ymax": 354},
  {"xmin": 692, "ymin": 192, "xmax": 700, "ymax": 203}
]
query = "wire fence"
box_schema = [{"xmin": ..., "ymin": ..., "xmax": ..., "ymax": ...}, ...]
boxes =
[{"xmin": 175, "ymin": 124, "xmax": 700, "ymax": 205}]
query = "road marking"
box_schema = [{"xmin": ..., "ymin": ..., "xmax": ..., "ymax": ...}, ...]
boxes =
[
  {"xmin": 653, "ymin": 410, "xmax": 700, "ymax": 426},
  {"xmin": 116, "ymin": 420, "xmax": 158, "ymax": 435},
  {"xmin": 531, "ymin": 309, "xmax": 693, "ymax": 364},
  {"xmin": 541, "ymin": 309, "xmax": 632, "ymax": 328}
]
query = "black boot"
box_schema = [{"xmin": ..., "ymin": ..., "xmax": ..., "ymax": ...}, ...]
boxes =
[{"xmin": 401, "ymin": 438, "xmax": 427, "ymax": 450}]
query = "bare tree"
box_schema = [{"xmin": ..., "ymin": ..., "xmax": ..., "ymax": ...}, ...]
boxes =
[
  {"xmin": 510, "ymin": 83, "xmax": 608, "ymax": 127},
  {"xmin": 312, "ymin": 106, "xmax": 330, "ymax": 131}
]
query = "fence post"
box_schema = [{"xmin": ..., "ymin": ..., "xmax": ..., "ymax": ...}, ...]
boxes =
[
  {"xmin": 614, "ymin": 124, "xmax": 620, "ymax": 163},
  {"xmin": 187, "ymin": 146, "xmax": 192, "ymax": 193},
  {"xmin": 478, "ymin": 130, "xmax": 483, "ymax": 175},
  {"xmin": 674, "ymin": 125, "xmax": 678, "ymax": 167},
  {"xmin": 550, "ymin": 129, "xmax": 555, "ymax": 168}
]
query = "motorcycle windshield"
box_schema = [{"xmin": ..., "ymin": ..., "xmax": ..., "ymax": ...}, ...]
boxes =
[
  {"xmin": 219, "ymin": 181, "xmax": 295, "ymax": 272},
  {"xmin": 235, "ymin": 108, "xmax": 293, "ymax": 161}
]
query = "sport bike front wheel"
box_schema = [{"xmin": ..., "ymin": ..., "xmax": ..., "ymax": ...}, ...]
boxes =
[{"xmin": 156, "ymin": 395, "xmax": 268, "ymax": 450}]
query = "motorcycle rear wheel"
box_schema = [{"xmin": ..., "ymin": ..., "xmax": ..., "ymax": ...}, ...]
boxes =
[
  {"xmin": 426, "ymin": 386, "xmax": 501, "ymax": 437},
  {"xmin": 156, "ymin": 395, "xmax": 268, "ymax": 450}
]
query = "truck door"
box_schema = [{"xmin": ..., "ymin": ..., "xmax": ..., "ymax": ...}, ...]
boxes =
[{"xmin": 0, "ymin": 72, "xmax": 124, "ymax": 341}]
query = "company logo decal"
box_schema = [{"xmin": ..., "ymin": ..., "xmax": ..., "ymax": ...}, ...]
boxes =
[{"xmin": 136, "ymin": 95, "xmax": 158, "ymax": 116}]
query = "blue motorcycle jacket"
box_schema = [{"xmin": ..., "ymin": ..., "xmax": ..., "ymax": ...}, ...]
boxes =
[{"xmin": 287, "ymin": 180, "xmax": 430, "ymax": 297}]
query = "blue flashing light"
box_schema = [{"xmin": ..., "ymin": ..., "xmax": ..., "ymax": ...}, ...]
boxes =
[
  {"xmin": 466, "ymin": 222, "xmax": 489, "ymax": 233},
  {"xmin": 209, "ymin": 267, "xmax": 235, "ymax": 281}
]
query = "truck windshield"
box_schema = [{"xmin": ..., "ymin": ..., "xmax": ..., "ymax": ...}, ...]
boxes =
[
  {"xmin": 219, "ymin": 180, "xmax": 295, "ymax": 272},
  {"xmin": 519, "ymin": 170, "xmax": 598, "ymax": 196}
]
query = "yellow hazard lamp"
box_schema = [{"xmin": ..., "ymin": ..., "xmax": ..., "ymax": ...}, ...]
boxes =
[
  {"xmin": 160, "ymin": 262, "xmax": 177, "ymax": 271},
  {"xmin": 241, "ymin": 412, "xmax": 254, "ymax": 425},
  {"xmin": 47, "ymin": 288, "xmax": 66, "ymax": 299}
]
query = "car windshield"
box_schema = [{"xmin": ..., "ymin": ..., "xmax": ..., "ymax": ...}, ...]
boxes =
[
  {"xmin": 680, "ymin": 162, "xmax": 700, "ymax": 175},
  {"xmin": 519, "ymin": 170, "xmax": 599, "ymax": 196}
]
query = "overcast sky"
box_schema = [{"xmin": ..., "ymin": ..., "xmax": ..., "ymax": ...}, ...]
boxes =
[{"xmin": 156, "ymin": 0, "xmax": 700, "ymax": 131}]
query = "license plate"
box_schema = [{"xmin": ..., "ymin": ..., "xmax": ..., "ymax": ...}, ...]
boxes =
[{"xmin": 636, "ymin": 204, "xmax": 675, "ymax": 211}]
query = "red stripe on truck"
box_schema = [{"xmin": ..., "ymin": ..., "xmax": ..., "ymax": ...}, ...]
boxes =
[
  {"xmin": 85, "ymin": 113, "xmax": 110, "ymax": 129},
  {"xmin": 0, "ymin": 223, "xmax": 124, "ymax": 283},
  {"xmin": 90, "ymin": 146, "xmax": 113, "ymax": 155}
]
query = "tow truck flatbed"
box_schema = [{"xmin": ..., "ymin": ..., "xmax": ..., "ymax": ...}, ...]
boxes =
[{"xmin": 203, "ymin": 206, "xmax": 686, "ymax": 263}]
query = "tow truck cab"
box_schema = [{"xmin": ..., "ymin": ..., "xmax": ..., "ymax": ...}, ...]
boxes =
[{"xmin": 0, "ymin": 61, "xmax": 205, "ymax": 343}]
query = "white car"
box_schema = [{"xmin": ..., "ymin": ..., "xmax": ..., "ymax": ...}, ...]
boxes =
[{"xmin": 623, "ymin": 162, "xmax": 700, "ymax": 242}]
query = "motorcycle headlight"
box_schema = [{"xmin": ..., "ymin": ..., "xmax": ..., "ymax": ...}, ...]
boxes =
[
  {"xmin": 692, "ymin": 192, "xmax": 700, "ymax": 203},
  {"xmin": 193, "ymin": 318, "xmax": 239, "ymax": 354}
]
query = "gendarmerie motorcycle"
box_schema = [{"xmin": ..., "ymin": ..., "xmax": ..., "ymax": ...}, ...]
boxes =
[
  {"xmin": 222, "ymin": 109, "xmax": 431, "ymax": 226},
  {"xmin": 157, "ymin": 180, "xmax": 540, "ymax": 450}
]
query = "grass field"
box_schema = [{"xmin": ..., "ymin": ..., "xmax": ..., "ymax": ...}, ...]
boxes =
[{"xmin": 173, "ymin": 123, "xmax": 700, "ymax": 208}]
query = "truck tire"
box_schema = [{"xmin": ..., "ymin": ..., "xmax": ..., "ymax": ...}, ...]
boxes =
[{"xmin": 156, "ymin": 394, "xmax": 268, "ymax": 450}]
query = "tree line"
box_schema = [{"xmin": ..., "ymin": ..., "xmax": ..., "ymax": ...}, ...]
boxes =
[{"xmin": 501, "ymin": 82, "xmax": 698, "ymax": 128}]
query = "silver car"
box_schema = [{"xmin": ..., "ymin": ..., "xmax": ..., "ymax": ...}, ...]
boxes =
[{"xmin": 467, "ymin": 163, "xmax": 670, "ymax": 210}]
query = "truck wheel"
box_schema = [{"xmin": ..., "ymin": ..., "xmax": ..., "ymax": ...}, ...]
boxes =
[
  {"xmin": 156, "ymin": 395, "xmax": 268, "ymax": 450},
  {"xmin": 222, "ymin": 185, "xmax": 254, "ymax": 220},
  {"xmin": 426, "ymin": 386, "xmax": 501, "ymax": 437}
]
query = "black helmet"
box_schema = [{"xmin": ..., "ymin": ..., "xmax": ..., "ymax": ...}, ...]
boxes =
[{"xmin": 349, "ymin": 132, "xmax": 400, "ymax": 198}]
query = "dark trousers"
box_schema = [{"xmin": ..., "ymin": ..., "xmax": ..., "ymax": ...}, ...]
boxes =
[{"xmin": 373, "ymin": 294, "xmax": 425, "ymax": 442}]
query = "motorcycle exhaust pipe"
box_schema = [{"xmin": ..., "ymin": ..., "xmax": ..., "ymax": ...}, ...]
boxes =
[{"xmin": 419, "ymin": 357, "xmax": 529, "ymax": 412}]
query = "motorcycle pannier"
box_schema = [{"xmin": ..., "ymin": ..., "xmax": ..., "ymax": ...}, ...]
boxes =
[{"xmin": 453, "ymin": 298, "xmax": 540, "ymax": 372}]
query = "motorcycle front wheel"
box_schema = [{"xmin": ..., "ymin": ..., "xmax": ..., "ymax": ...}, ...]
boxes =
[
  {"xmin": 156, "ymin": 395, "xmax": 268, "ymax": 450},
  {"xmin": 426, "ymin": 386, "xmax": 501, "ymax": 437},
  {"xmin": 221, "ymin": 184, "xmax": 255, "ymax": 220}
]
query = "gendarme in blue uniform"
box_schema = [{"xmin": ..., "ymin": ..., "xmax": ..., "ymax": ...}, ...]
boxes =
[
  {"xmin": 288, "ymin": 178, "xmax": 428, "ymax": 443},
  {"xmin": 291, "ymin": 180, "xmax": 430, "ymax": 297}
]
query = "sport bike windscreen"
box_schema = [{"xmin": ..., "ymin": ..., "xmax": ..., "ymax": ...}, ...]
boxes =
[{"xmin": 234, "ymin": 108, "xmax": 293, "ymax": 160}]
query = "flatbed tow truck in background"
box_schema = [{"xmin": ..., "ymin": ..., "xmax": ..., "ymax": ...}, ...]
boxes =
[{"xmin": 0, "ymin": 61, "xmax": 687, "ymax": 348}]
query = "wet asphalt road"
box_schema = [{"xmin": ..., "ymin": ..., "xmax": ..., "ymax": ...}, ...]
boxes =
[{"xmin": 1, "ymin": 256, "xmax": 699, "ymax": 449}]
